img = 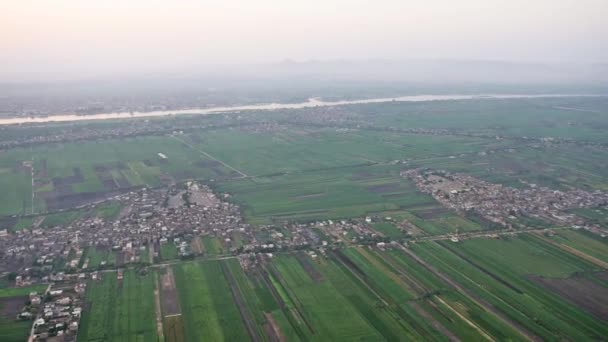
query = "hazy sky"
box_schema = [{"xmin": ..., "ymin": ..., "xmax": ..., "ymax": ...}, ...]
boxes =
[{"xmin": 1, "ymin": 0, "xmax": 607, "ymax": 79}]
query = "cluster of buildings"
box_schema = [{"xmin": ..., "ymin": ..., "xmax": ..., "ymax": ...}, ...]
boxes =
[
  {"xmin": 0, "ymin": 182, "xmax": 257, "ymax": 278},
  {"xmin": 1, "ymin": 179, "xmax": 407, "ymax": 284},
  {"xmin": 403, "ymin": 168, "xmax": 608, "ymax": 229},
  {"xmin": 21, "ymin": 282, "xmax": 85, "ymax": 341}
]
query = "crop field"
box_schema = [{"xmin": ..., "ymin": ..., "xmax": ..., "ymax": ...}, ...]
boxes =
[
  {"xmin": 184, "ymin": 128, "xmax": 496, "ymax": 177},
  {"xmin": 160, "ymin": 243, "xmax": 179, "ymax": 261},
  {"xmin": 411, "ymin": 144, "xmax": 608, "ymax": 191},
  {"xmin": 74, "ymin": 233, "xmax": 607, "ymax": 341},
  {"xmin": 201, "ymin": 236, "xmax": 225, "ymax": 256},
  {"xmin": 172, "ymin": 260, "xmax": 250, "ymax": 341},
  {"xmin": 0, "ymin": 135, "xmax": 235, "ymax": 216},
  {"xmin": 410, "ymin": 234, "xmax": 608, "ymax": 340},
  {"xmin": 343, "ymin": 97, "xmax": 608, "ymax": 143},
  {"xmin": 154, "ymin": 249, "xmax": 551, "ymax": 341},
  {"xmin": 216, "ymin": 164, "xmax": 437, "ymax": 224},
  {"xmin": 541, "ymin": 229, "xmax": 608, "ymax": 265},
  {"xmin": 78, "ymin": 270, "xmax": 157, "ymax": 341},
  {"xmin": 81, "ymin": 247, "xmax": 118, "ymax": 269}
]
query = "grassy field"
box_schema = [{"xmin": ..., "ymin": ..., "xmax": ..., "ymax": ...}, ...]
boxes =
[{"xmin": 78, "ymin": 270, "xmax": 157, "ymax": 341}]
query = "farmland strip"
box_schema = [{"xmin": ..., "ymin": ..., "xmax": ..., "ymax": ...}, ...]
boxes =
[
  {"xmin": 220, "ymin": 261, "xmax": 261, "ymax": 342},
  {"xmin": 410, "ymin": 301, "xmax": 461, "ymax": 342},
  {"xmin": 399, "ymin": 244, "xmax": 541, "ymax": 342},
  {"xmin": 532, "ymin": 232, "xmax": 608, "ymax": 269},
  {"xmin": 437, "ymin": 241, "xmax": 525, "ymax": 294},
  {"xmin": 153, "ymin": 274, "xmax": 165, "ymax": 341}
]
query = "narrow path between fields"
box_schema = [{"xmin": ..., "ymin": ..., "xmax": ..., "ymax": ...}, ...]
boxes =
[{"xmin": 398, "ymin": 244, "xmax": 541, "ymax": 342}]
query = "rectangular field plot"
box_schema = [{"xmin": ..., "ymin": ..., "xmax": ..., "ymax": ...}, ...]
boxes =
[
  {"xmin": 185, "ymin": 128, "xmax": 492, "ymax": 177},
  {"xmin": 78, "ymin": 270, "xmax": 158, "ymax": 341},
  {"xmin": 545, "ymin": 229, "xmax": 608, "ymax": 265},
  {"xmin": 217, "ymin": 164, "xmax": 436, "ymax": 224},
  {"xmin": 172, "ymin": 260, "xmax": 251, "ymax": 341},
  {"xmin": 410, "ymin": 234, "xmax": 608, "ymax": 341}
]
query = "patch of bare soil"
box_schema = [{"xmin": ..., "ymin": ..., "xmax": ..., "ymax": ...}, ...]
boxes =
[
  {"xmin": 529, "ymin": 273, "xmax": 608, "ymax": 321},
  {"xmin": 367, "ymin": 183, "xmax": 401, "ymax": 193},
  {"xmin": 0, "ymin": 296, "xmax": 26, "ymax": 317},
  {"xmin": 295, "ymin": 252, "xmax": 323, "ymax": 283},
  {"xmin": 263, "ymin": 312, "xmax": 286, "ymax": 342},
  {"xmin": 413, "ymin": 207, "xmax": 452, "ymax": 219},
  {"xmin": 160, "ymin": 267, "xmax": 181, "ymax": 316},
  {"xmin": 190, "ymin": 237, "xmax": 203, "ymax": 255}
]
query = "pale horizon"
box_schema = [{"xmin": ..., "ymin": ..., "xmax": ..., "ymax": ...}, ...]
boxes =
[{"xmin": 2, "ymin": 0, "xmax": 608, "ymax": 81}]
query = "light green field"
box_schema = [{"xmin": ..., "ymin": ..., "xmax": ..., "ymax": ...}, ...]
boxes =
[
  {"xmin": 217, "ymin": 164, "xmax": 436, "ymax": 224},
  {"xmin": 411, "ymin": 235, "xmax": 608, "ymax": 340},
  {"xmin": 78, "ymin": 270, "xmax": 157, "ymax": 341}
]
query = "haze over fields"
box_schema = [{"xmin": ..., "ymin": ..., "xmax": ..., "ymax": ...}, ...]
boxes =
[
  {"xmin": 1, "ymin": 2, "xmax": 608, "ymax": 342},
  {"xmin": 1, "ymin": 0, "xmax": 607, "ymax": 82}
]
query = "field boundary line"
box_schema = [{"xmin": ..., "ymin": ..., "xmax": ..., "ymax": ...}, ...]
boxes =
[
  {"xmin": 170, "ymin": 135, "xmax": 248, "ymax": 178},
  {"xmin": 164, "ymin": 313, "xmax": 183, "ymax": 318},
  {"xmin": 398, "ymin": 244, "xmax": 541, "ymax": 342},
  {"xmin": 153, "ymin": 274, "xmax": 165, "ymax": 341},
  {"xmin": 532, "ymin": 232, "xmax": 608, "ymax": 269},
  {"xmin": 434, "ymin": 295, "xmax": 493, "ymax": 342}
]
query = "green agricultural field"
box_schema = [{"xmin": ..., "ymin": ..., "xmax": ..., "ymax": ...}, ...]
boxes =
[
  {"xmin": 160, "ymin": 243, "xmax": 179, "ymax": 260},
  {"xmin": 92, "ymin": 201, "xmax": 123, "ymax": 220},
  {"xmin": 78, "ymin": 270, "xmax": 157, "ymax": 341},
  {"xmin": 269, "ymin": 254, "xmax": 388, "ymax": 340},
  {"xmin": 81, "ymin": 247, "xmax": 117, "ymax": 269},
  {"xmin": 546, "ymin": 229, "xmax": 608, "ymax": 264},
  {"xmin": 0, "ymin": 135, "xmax": 235, "ymax": 217},
  {"xmin": 0, "ymin": 150, "xmax": 33, "ymax": 216},
  {"xmin": 411, "ymin": 235, "xmax": 608, "ymax": 340},
  {"xmin": 201, "ymin": 236, "xmax": 225, "ymax": 255},
  {"xmin": 185, "ymin": 128, "xmax": 494, "ymax": 176},
  {"xmin": 345, "ymin": 97, "xmax": 608, "ymax": 143},
  {"xmin": 173, "ymin": 260, "xmax": 250, "ymax": 341},
  {"xmin": 371, "ymin": 222, "xmax": 404, "ymax": 238},
  {"xmin": 217, "ymin": 164, "xmax": 436, "ymax": 224}
]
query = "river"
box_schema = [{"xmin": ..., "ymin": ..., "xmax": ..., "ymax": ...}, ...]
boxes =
[{"xmin": 0, "ymin": 93, "xmax": 602, "ymax": 126}]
